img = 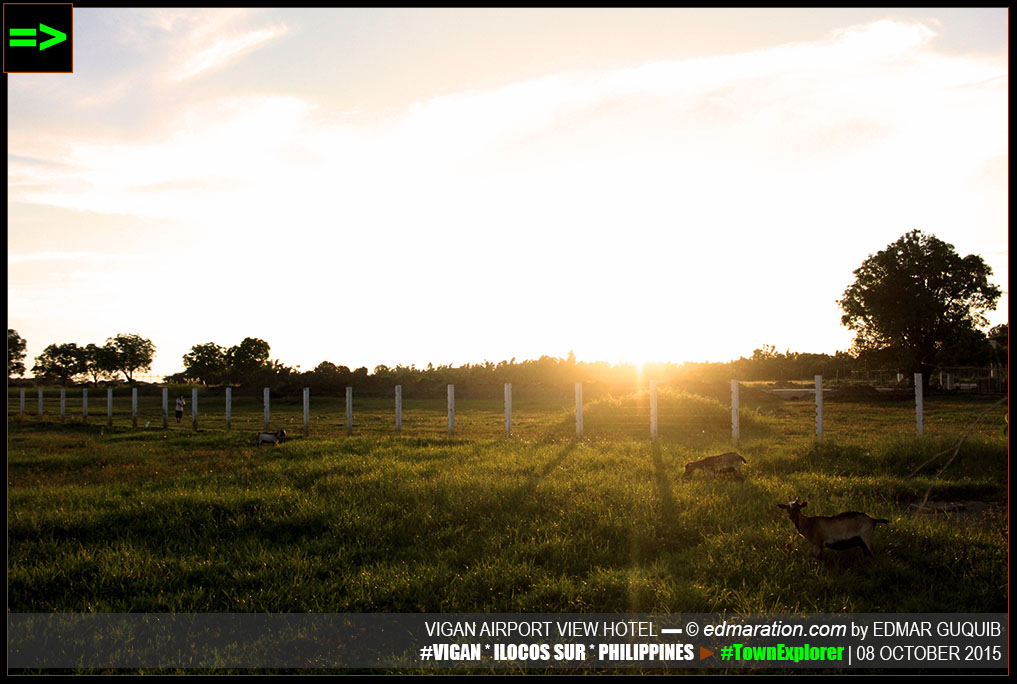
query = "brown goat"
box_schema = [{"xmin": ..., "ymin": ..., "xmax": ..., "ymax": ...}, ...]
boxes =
[
  {"xmin": 778, "ymin": 497, "xmax": 889, "ymax": 559},
  {"xmin": 683, "ymin": 452, "xmax": 747, "ymax": 479}
]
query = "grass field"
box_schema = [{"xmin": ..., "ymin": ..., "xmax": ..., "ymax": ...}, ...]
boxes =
[{"xmin": 7, "ymin": 388, "xmax": 1008, "ymax": 616}]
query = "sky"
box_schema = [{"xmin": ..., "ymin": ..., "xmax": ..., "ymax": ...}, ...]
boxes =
[{"xmin": 7, "ymin": 8, "xmax": 1009, "ymax": 379}]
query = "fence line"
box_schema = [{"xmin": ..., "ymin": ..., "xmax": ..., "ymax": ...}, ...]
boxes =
[
  {"xmin": 731, "ymin": 380, "xmax": 740, "ymax": 446},
  {"xmin": 395, "ymin": 385, "xmax": 402, "ymax": 436},
  {"xmin": 815, "ymin": 375, "xmax": 824, "ymax": 441},
  {"xmin": 447, "ymin": 384, "xmax": 455, "ymax": 437},
  {"xmin": 345, "ymin": 387, "xmax": 353, "ymax": 436},
  {"xmin": 915, "ymin": 373, "xmax": 924, "ymax": 436},
  {"xmin": 11, "ymin": 375, "xmax": 945, "ymax": 442},
  {"xmin": 303, "ymin": 388, "xmax": 310, "ymax": 438},
  {"xmin": 504, "ymin": 383, "xmax": 512, "ymax": 438},
  {"xmin": 650, "ymin": 380, "xmax": 658, "ymax": 443},
  {"xmin": 575, "ymin": 382, "xmax": 583, "ymax": 438}
]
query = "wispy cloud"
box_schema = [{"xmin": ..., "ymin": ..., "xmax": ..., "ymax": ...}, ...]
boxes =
[
  {"xmin": 173, "ymin": 24, "xmax": 287, "ymax": 81},
  {"xmin": 8, "ymin": 252, "xmax": 138, "ymax": 266},
  {"xmin": 119, "ymin": 8, "xmax": 288, "ymax": 82},
  {"xmin": 7, "ymin": 17, "xmax": 1007, "ymax": 369},
  {"xmin": 12, "ymin": 20, "xmax": 1004, "ymax": 224}
]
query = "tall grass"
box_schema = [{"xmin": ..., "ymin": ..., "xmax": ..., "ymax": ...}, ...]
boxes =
[{"xmin": 7, "ymin": 392, "xmax": 1007, "ymax": 614}]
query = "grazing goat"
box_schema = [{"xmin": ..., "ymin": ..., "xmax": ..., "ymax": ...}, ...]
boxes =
[
  {"xmin": 683, "ymin": 452, "xmax": 747, "ymax": 479},
  {"xmin": 777, "ymin": 497, "xmax": 889, "ymax": 559},
  {"xmin": 258, "ymin": 429, "xmax": 287, "ymax": 447}
]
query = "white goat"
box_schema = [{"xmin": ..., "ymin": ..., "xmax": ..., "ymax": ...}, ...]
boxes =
[
  {"xmin": 257, "ymin": 429, "xmax": 287, "ymax": 447},
  {"xmin": 778, "ymin": 497, "xmax": 889, "ymax": 559}
]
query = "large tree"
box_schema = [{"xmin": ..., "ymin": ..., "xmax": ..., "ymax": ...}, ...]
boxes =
[
  {"xmin": 82, "ymin": 343, "xmax": 121, "ymax": 384},
  {"xmin": 8, "ymin": 329, "xmax": 27, "ymax": 378},
  {"xmin": 226, "ymin": 337, "xmax": 270, "ymax": 383},
  {"xmin": 106, "ymin": 333, "xmax": 156, "ymax": 383},
  {"xmin": 32, "ymin": 343, "xmax": 87, "ymax": 385},
  {"xmin": 182, "ymin": 342, "xmax": 229, "ymax": 384},
  {"xmin": 838, "ymin": 230, "xmax": 1001, "ymax": 384},
  {"xmin": 180, "ymin": 338, "xmax": 271, "ymax": 385}
]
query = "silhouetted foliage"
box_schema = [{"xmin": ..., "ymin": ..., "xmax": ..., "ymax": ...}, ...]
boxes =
[
  {"xmin": 82, "ymin": 343, "xmax": 120, "ymax": 384},
  {"xmin": 32, "ymin": 343, "xmax": 86, "ymax": 385},
  {"xmin": 838, "ymin": 230, "xmax": 1001, "ymax": 384},
  {"xmin": 106, "ymin": 333, "xmax": 156, "ymax": 383},
  {"xmin": 8, "ymin": 329, "xmax": 27, "ymax": 378},
  {"xmin": 178, "ymin": 337, "xmax": 273, "ymax": 385},
  {"xmin": 182, "ymin": 342, "xmax": 229, "ymax": 385}
]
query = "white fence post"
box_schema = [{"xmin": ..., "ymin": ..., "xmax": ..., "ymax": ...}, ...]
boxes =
[
  {"xmin": 192, "ymin": 388, "xmax": 198, "ymax": 431},
  {"xmin": 83, "ymin": 388, "xmax": 88, "ymax": 422},
  {"xmin": 131, "ymin": 387, "xmax": 138, "ymax": 428},
  {"xmin": 19, "ymin": 388, "xmax": 25, "ymax": 414},
  {"xmin": 38, "ymin": 387, "xmax": 44, "ymax": 417},
  {"xmin": 345, "ymin": 387, "xmax": 353, "ymax": 436},
  {"xmin": 225, "ymin": 388, "xmax": 232, "ymax": 430},
  {"xmin": 650, "ymin": 380, "xmax": 658, "ymax": 442},
  {"xmin": 447, "ymin": 384, "xmax": 455, "ymax": 437},
  {"xmin": 107, "ymin": 388, "xmax": 113, "ymax": 427},
  {"xmin": 504, "ymin": 383, "xmax": 512, "ymax": 438},
  {"xmin": 575, "ymin": 382, "xmax": 584, "ymax": 439},
  {"xmin": 915, "ymin": 373, "xmax": 924, "ymax": 436},
  {"xmin": 303, "ymin": 387, "xmax": 310, "ymax": 437},
  {"xmin": 395, "ymin": 385, "xmax": 402, "ymax": 436},
  {"xmin": 263, "ymin": 387, "xmax": 270, "ymax": 431},
  {"xmin": 815, "ymin": 375, "xmax": 824, "ymax": 441},
  {"xmin": 731, "ymin": 380, "xmax": 740, "ymax": 446},
  {"xmin": 60, "ymin": 388, "xmax": 66, "ymax": 421},
  {"xmin": 162, "ymin": 388, "xmax": 168, "ymax": 428}
]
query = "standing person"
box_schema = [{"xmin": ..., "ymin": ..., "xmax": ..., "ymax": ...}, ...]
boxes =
[{"xmin": 175, "ymin": 395, "xmax": 186, "ymax": 423}]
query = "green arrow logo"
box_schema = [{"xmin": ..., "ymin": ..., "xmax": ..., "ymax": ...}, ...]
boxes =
[{"xmin": 8, "ymin": 23, "xmax": 66, "ymax": 50}]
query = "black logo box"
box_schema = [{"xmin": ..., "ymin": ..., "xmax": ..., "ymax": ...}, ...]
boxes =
[{"xmin": 4, "ymin": 3, "xmax": 73, "ymax": 73}]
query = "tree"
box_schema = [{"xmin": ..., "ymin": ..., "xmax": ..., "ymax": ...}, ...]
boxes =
[
  {"xmin": 8, "ymin": 329, "xmax": 27, "ymax": 378},
  {"xmin": 82, "ymin": 343, "xmax": 120, "ymax": 384},
  {"xmin": 226, "ymin": 337, "xmax": 270, "ymax": 383},
  {"xmin": 179, "ymin": 337, "xmax": 271, "ymax": 385},
  {"xmin": 32, "ymin": 343, "xmax": 87, "ymax": 385},
  {"xmin": 987, "ymin": 323, "xmax": 1008, "ymax": 359},
  {"xmin": 182, "ymin": 342, "xmax": 228, "ymax": 384},
  {"xmin": 106, "ymin": 333, "xmax": 156, "ymax": 383},
  {"xmin": 838, "ymin": 230, "xmax": 1001, "ymax": 385}
]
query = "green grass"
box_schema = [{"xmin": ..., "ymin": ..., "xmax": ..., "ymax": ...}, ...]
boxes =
[{"xmin": 7, "ymin": 391, "xmax": 1008, "ymax": 615}]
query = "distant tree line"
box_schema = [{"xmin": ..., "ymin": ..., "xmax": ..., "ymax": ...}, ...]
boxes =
[
  {"xmin": 7, "ymin": 330, "xmax": 156, "ymax": 385},
  {"xmin": 8, "ymin": 323, "xmax": 1005, "ymax": 396},
  {"xmin": 163, "ymin": 331, "xmax": 1007, "ymax": 399}
]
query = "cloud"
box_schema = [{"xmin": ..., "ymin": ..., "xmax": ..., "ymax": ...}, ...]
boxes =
[
  {"xmin": 8, "ymin": 252, "xmax": 138, "ymax": 266},
  {"xmin": 12, "ymin": 19, "xmax": 1005, "ymax": 221},
  {"xmin": 116, "ymin": 8, "xmax": 288, "ymax": 82},
  {"xmin": 172, "ymin": 24, "xmax": 288, "ymax": 81},
  {"xmin": 8, "ymin": 18, "xmax": 1007, "ymax": 368}
]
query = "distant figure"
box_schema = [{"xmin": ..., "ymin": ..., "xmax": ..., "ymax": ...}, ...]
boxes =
[{"xmin": 175, "ymin": 395, "xmax": 186, "ymax": 423}]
